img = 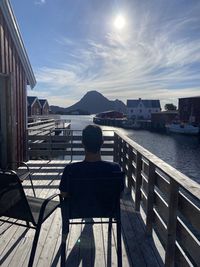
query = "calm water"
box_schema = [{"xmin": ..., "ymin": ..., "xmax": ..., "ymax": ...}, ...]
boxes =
[{"xmin": 62, "ymin": 115, "xmax": 200, "ymax": 184}]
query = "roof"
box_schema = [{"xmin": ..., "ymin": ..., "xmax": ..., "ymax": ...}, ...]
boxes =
[
  {"xmin": 27, "ymin": 96, "xmax": 41, "ymax": 108},
  {"xmin": 38, "ymin": 99, "xmax": 48, "ymax": 107},
  {"xmin": 179, "ymin": 96, "xmax": 200, "ymax": 100},
  {"xmin": 127, "ymin": 99, "xmax": 161, "ymax": 108},
  {"xmin": 0, "ymin": 0, "xmax": 36, "ymax": 88}
]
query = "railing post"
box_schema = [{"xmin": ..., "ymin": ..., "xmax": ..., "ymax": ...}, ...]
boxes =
[
  {"xmin": 127, "ymin": 145, "xmax": 133, "ymax": 192},
  {"xmin": 113, "ymin": 132, "xmax": 119, "ymax": 163},
  {"xmin": 146, "ymin": 162, "xmax": 156, "ymax": 235},
  {"xmin": 135, "ymin": 151, "xmax": 142, "ymax": 211},
  {"xmin": 49, "ymin": 129, "xmax": 52, "ymax": 160},
  {"xmin": 70, "ymin": 130, "xmax": 73, "ymax": 162},
  {"xmin": 165, "ymin": 179, "xmax": 179, "ymax": 267},
  {"xmin": 122, "ymin": 140, "xmax": 127, "ymax": 173},
  {"xmin": 118, "ymin": 137, "xmax": 123, "ymax": 168}
]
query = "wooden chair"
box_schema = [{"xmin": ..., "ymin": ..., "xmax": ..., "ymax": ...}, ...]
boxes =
[
  {"xmin": 0, "ymin": 170, "xmax": 61, "ymax": 267},
  {"xmin": 60, "ymin": 171, "xmax": 125, "ymax": 267}
]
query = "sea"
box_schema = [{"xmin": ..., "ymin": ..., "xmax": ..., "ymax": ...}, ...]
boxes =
[{"xmin": 61, "ymin": 115, "xmax": 200, "ymax": 184}]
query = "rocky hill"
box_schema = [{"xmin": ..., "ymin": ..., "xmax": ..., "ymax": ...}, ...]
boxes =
[{"xmin": 50, "ymin": 90, "xmax": 126, "ymax": 114}]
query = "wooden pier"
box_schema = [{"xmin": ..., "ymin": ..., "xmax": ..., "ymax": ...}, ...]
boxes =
[
  {"xmin": 1, "ymin": 130, "xmax": 200, "ymax": 266},
  {"xmin": 0, "ymin": 160, "xmax": 162, "ymax": 267},
  {"xmin": 28, "ymin": 117, "xmax": 71, "ymax": 136}
]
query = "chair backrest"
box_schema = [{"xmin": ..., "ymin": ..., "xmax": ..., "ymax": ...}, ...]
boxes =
[
  {"xmin": 0, "ymin": 171, "xmax": 35, "ymax": 223},
  {"xmin": 63, "ymin": 171, "xmax": 125, "ymax": 219}
]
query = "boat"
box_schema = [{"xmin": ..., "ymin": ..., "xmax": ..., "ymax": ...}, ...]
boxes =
[
  {"xmin": 166, "ymin": 122, "xmax": 199, "ymax": 135},
  {"xmin": 122, "ymin": 119, "xmax": 141, "ymax": 130},
  {"xmin": 93, "ymin": 110, "xmax": 126, "ymax": 127}
]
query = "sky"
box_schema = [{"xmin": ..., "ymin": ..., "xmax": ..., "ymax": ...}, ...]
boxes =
[{"xmin": 11, "ymin": 0, "xmax": 200, "ymax": 109}]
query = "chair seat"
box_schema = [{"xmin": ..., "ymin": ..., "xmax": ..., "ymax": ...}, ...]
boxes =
[{"xmin": 27, "ymin": 196, "xmax": 60, "ymax": 224}]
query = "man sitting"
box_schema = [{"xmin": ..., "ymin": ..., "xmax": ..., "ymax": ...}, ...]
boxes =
[{"xmin": 59, "ymin": 124, "xmax": 121, "ymax": 197}]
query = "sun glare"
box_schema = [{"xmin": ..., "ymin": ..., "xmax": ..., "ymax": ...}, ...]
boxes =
[{"xmin": 114, "ymin": 15, "xmax": 126, "ymax": 30}]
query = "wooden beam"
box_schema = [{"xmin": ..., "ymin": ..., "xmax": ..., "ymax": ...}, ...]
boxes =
[{"xmin": 165, "ymin": 179, "xmax": 179, "ymax": 267}]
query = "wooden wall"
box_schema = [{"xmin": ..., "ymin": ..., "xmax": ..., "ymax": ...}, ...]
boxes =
[
  {"xmin": 42, "ymin": 102, "xmax": 49, "ymax": 115},
  {"xmin": 179, "ymin": 97, "xmax": 200, "ymax": 124},
  {"xmin": 0, "ymin": 8, "xmax": 27, "ymax": 163}
]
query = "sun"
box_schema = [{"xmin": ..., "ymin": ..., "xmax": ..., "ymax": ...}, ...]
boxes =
[{"xmin": 114, "ymin": 15, "xmax": 126, "ymax": 30}]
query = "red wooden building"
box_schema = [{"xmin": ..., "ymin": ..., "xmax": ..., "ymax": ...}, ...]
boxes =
[
  {"xmin": 179, "ymin": 96, "xmax": 200, "ymax": 124},
  {"xmin": 151, "ymin": 111, "xmax": 178, "ymax": 130},
  {"xmin": 0, "ymin": 0, "xmax": 36, "ymax": 168}
]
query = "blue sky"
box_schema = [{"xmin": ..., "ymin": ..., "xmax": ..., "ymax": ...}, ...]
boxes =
[{"xmin": 11, "ymin": 0, "xmax": 200, "ymax": 108}]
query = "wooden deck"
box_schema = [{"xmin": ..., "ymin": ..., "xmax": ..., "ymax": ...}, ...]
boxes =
[{"xmin": 0, "ymin": 160, "xmax": 164, "ymax": 267}]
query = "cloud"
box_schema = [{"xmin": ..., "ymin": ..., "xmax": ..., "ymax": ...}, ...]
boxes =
[
  {"xmin": 34, "ymin": 0, "xmax": 46, "ymax": 5},
  {"xmin": 33, "ymin": 0, "xmax": 200, "ymax": 108}
]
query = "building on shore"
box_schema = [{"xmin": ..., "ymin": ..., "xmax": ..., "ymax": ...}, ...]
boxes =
[
  {"xmin": 179, "ymin": 96, "xmax": 200, "ymax": 125},
  {"xmin": 39, "ymin": 99, "xmax": 50, "ymax": 115},
  {"xmin": 151, "ymin": 110, "xmax": 179, "ymax": 131},
  {"xmin": 0, "ymin": 0, "xmax": 36, "ymax": 168},
  {"xmin": 127, "ymin": 98, "xmax": 161, "ymax": 120},
  {"xmin": 28, "ymin": 96, "xmax": 42, "ymax": 117},
  {"xmin": 28, "ymin": 97, "xmax": 50, "ymax": 117}
]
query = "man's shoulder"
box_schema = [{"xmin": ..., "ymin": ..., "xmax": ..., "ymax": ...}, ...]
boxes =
[
  {"xmin": 63, "ymin": 161, "xmax": 85, "ymax": 170},
  {"xmin": 99, "ymin": 161, "xmax": 121, "ymax": 171},
  {"xmin": 100, "ymin": 160, "xmax": 120, "ymax": 166},
  {"xmin": 64, "ymin": 160, "xmax": 121, "ymax": 171}
]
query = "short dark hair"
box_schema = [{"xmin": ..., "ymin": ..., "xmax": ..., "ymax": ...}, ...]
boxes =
[{"xmin": 82, "ymin": 125, "xmax": 103, "ymax": 153}]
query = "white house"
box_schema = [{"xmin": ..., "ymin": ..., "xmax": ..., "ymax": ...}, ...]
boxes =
[{"xmin": 127, "ymin": 98, "xmax": 161, "ymax": 119}]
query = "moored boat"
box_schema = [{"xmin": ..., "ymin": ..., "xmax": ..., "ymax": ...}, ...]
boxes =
[
  {"xmin": 93, "ymin": 110, "xmax": 126, "ymax": 127},
  {"xmin": 166, "ymin": 122, "xmax": 199, "ymax": 135},
  {"xmin": 122, "ymin": 119, "xmax": 141, "ymax": 129}
]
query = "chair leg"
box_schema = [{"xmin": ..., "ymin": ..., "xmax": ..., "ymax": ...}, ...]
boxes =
[
  {"xmin": 117, "ymin": 220, "xmax": 122, "ymax": 267},
  {"xmin": 61, "ymin": 221, "xmax": 69, "ymax": 267},
  {"xmin": 28, "ymin": 224, "xmax": 41, "ymax": 267},
  {"xmin": 108, "ymin": 218, "xmax": 112, "ymax": 232},
  {"xmin": 29, "ymin": 173, "xmax": 36, "ymax": 197}
]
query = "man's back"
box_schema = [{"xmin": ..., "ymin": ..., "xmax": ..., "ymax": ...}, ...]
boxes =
[{"xmin": 59, "ymin": 160, "xmax": 121, "ymax": 192}]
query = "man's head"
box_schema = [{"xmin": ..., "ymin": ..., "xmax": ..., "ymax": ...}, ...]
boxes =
[{"xmin": 82, "ymin": 125, "xmax": 103, "ymax": 154}]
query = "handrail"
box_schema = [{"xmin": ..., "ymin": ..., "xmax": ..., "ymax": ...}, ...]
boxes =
[
  {"xmin": 115, "ymin": 130, "xmax": 200, "ymax": 200},
  {"xmin": 113, "ymin": 130, "xmax": 200, "ymax": 267},
  {"xmin": 28, "ymin": 129, "xmax": 115, "ymax": 160}
]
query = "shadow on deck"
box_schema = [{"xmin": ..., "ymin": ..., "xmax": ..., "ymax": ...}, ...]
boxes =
[{"xmin": 0, "ymin": 160, "xmax": 164, "ymax": 267}]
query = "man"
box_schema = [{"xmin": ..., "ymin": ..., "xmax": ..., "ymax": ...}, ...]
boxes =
[{"xmin": 59, "ymin": 124, "xmax": 121, "ymax": 197}]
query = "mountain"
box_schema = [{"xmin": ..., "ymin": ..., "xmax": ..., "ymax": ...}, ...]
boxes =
[{"xmin": 50, "ymin": 91, "xmax": 126, "ymax": 114}]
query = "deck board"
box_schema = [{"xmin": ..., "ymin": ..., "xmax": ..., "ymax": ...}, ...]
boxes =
[{"xmin": 0, "ymin": 160, "xmax": 164, "ymax": 267}]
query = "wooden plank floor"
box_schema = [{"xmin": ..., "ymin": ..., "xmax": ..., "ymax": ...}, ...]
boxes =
[{"xmin": 0, "ymin": 160, "xmax": 164, "ymax": 267}]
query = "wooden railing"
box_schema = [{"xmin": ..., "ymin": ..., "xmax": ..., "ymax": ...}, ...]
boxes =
[
  {"xmin": 114, "ymin": 131, "xmax": 200, "ymax": 267},
  {"xmin": 27, "ymin": 117, "xmax": 71, "ymax": 136},
  {"xmin": 28, "ymin": 129, "xmax": 200, "ymax": 266},
  {"xmin": 28, "ymin": 129, "xmax": 114, "ymax": 160},
  {"xmin": 28, "ymin": 119, "xmax": 56, "ymax": 136}
]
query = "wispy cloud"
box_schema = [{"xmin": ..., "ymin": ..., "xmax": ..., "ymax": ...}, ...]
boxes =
[
  {"xmin": 32, "ymin": 1, "xmax": 200, "ymax": 108},
  {"xmin": 34, "ymin": 0, "xmax": 46, "ymax": 5}
]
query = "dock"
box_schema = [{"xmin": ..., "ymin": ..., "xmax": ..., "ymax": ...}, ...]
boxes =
[
  {"xmin": 1, "ymin": 160, "xmax": 162, "ymax": 267},
  {"xmin": 1, "ymin": 130, "xmax": 200, "ymax": 266},
  {"xmin": 28, "ymin": 117, "xmax": 71, "ymax": 136}
]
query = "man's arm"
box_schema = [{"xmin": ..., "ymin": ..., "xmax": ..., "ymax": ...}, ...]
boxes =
[{"xmin": 59, "ymin": 165, "xmax": 70, "ymax": 198}]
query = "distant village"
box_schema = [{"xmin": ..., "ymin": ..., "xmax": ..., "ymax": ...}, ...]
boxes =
[{"xmin": 28, "ymin": 95, "xmax": 200, "ymax": 133}]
